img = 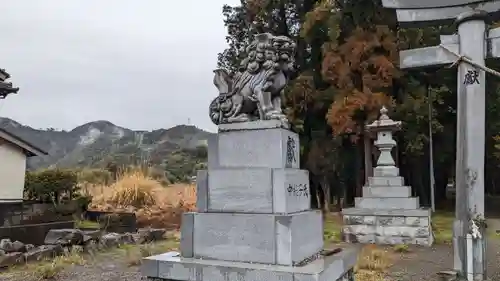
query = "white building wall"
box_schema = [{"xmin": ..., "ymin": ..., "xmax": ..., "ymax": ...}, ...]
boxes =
[{"xmin": 0, "ymin": 140, "xmax": 27, "ymax": 202}]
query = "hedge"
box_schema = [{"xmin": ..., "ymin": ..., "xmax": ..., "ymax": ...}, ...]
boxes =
[{"xmin": 24, "ymin": 169, "xmax": 79, "ymax": 204}]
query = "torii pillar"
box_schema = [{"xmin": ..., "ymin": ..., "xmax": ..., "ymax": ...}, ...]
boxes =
[{"xmin": 381, "ymin": 1, "xmax": 500, "ymax": 280}]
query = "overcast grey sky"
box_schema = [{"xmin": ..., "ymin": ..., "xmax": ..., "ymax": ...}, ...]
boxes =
[{"xmin": 0, "ymin": 0, "xmax": 240, "ymax": 133}]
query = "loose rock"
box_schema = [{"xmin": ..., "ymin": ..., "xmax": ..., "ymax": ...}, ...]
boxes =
[
  {"xmin": 83, "ymin": 229, "xmax": 102, "ymax": 241},
  {"xmin": 100, "ymin": 233, "xmax": 122, "ymax": 248},
  {"xmin": 25, "ymin": 244, "xmax": 35, "ymax": 252},
  {"xmin": 137, "ymin": 228, "xmax": 166, "ymax": 244},
  {"xmin": 24, "ymin": 245, "xmax": 61, "ymax": 262},
  {"xmin": 0, "ymin": 238, "xmax": 14, "ymax": 253},
  {"xmin": 0, "ymin": 252, "xmax": 23, "ymax": 268},
  {"xmin": 44, "ymin": 229, "xmax": 85, "ymax": 246},
  {"xmin": 11, "ymin": 240, "xmax": 26, "ymax": 253}
]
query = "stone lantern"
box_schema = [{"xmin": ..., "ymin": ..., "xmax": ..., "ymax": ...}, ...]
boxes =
[
  {"xmin": 366, "ymin": 106, "xmax": 402, "ymax": 177},
  {"xmin": 342, "ymin": 106, "xmax": 433, "ymax": 247}
]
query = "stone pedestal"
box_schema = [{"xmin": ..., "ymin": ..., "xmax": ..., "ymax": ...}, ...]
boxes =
[
  {"xmin": 342, "ymin": 107, "xmax": 433, "ymax": 246},
  {"xmin": 141, "ymin": 120, "xmax": 359, "ymax": 281},
  {"xmin": 343, "ymin": 176, "xmax": 433, "ymax": 246}
]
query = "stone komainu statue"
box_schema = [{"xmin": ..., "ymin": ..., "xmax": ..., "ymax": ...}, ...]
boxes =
[{"xmin": 209, "ymin": 33, "xmax": 296, "ymax": 125}]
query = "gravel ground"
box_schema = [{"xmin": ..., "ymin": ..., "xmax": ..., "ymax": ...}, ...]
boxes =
[
  {"xmin": 1, "ymin": 239, "xmax": 498, "ymax": 281},
  {"xmin": 386, "ymin": 237, "xmax": 500, "ymax": 281},
  {"xmin": 0, "ymin": 251, "xmax": 143, "ymax": 281}
]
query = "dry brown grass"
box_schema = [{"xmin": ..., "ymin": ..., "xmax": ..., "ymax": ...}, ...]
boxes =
[
  {"xmin": 355, "ymin": 245, "xmax": 393, "ymax": 281},
  {"xmin": 81, "ymin": 169, "xmax": 196, "ymax": 230},
  {"xmin": 30, "ymin": 247, "xmax": 86, "ymax": 280},
  {"xmin": 120, "ymin": 240, "xmax": 179, "ymax": 266}
]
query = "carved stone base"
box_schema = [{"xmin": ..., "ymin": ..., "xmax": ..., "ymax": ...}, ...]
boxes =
[
  {"xmin": 142, "ymin": 249, "xmax": 358, "ymax": 281},
  {"xmin": 196, "ymin": 168, "xmax": 310, "ymax": 214},
  {"xmin": 179, "ymin": 211, "xmax": 323, "ymax": 266},
  {"xmin": 213, "ymin": 123, "xmax": 300, "ymax": 169},
  {"xmin": 342, "ymin": 208, "xmax": 433, "ymax": 246},
  {"xmin": 218, "ymin": 120, "xmax": 290, "ymax": 132}
]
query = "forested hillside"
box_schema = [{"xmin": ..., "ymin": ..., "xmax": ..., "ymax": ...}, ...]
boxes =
[{"xmin": 0, "ymin": 117, "xmax": 211, "ymax": 183}]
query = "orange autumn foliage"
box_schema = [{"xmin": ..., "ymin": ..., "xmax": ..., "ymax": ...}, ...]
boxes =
[
  {"xmin": 327, "ymin": 90, "xmax": 391, "ymax": 136},
  {"xmin": 321, "ymin": 26, "xmax": 400, "ymax": 137},
  {"xmin": 301, "ymin": 0, "xmax": 339, "ymax": 41}
]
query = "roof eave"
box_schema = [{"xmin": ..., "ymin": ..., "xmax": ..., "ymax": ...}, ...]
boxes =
[{"xmin": 0, "ymin": 129, "xmax": 48, "ymax": 157}]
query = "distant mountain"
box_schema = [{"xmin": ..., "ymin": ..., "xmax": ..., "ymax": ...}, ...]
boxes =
[{"xmin": 0, "ymin": 117, "xmax": 213, "ymax": 170}]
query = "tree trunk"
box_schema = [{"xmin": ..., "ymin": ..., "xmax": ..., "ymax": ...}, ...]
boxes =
[
  {"xmin": 309, "ymin": 173, "xmax": 319, "ymax": 208},
  {"xmin": 415, "ymin": 156, "xmax": 430, "ymax": 207},
  {"xmin": 363, "ymin": 133, "xmax": 372, "ymax": 185},
  {"xmin": 435, "ymin": 166, "xmax": 449, "ymax": 204},
  {"xmin": 317, "ymin": 180, "xmax": 325, "ymax": 210},
  {"xmin": 322, "ymin": 179, "xmax": 331, "ymax": 212},
  {"xmin": 355, "ymin": 141, "xmax": 364, "ymax": 197}
]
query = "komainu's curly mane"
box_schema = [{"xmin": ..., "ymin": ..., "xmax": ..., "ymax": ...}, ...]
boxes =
[{"xmin": 209, "ymin": 33, "xmax": 296, "ymax": 125}]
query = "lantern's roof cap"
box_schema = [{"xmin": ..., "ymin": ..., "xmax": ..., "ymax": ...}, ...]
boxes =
[
  {"xmin": 0, "ymin": 68, "xmax": 10, "ymax": 80},
  {"xmin": 366, "ymin": 106, "xmax": 402, "ymax": 132},
  {"xmin": 0, "ymin": 81, "xmax": 19, "ymax": 99}
]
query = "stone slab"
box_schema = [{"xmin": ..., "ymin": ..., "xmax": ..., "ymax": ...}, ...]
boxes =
[
  {"xmin": 180, "ymin": 213, "xmax": 194, "ymax": 258},
  {"xmin": 273, "ymin": 169, "xmax": 311, "ymax": 214},
  {"xmin": 368, "ymin": 176, "xmax": 404, "ymax": 186},
  {"xmin": 354, "ymin": 197, "xmax": 419, "ymax": 209},
  {"xmin": 218, "ymin": 120, "xmax": 290, "ymax": 132},
  {"xmin": 381, "ymin": 0, "xmax": 487, "ymax": 9},
  {"xmin": 207, "ymin": 135, "xmax": 220, "ymax": 168},
  {"xmin": 401, "ymin": 28, "xmax": 500, "ymax": 69},
  {"xmin": 217, "ymin": 127, "xmax": 300, "ymax": 169},
  {"xmin": 362, "ymin": 186, "xmax": 411, "ymax": 198},
  {"xmin": 343, "ymin": 213, "xmax": 430, "ymax": 227},
  {"xmin": 206, "ymin": 168, "xmax": 310, "ymax": 214},
  {"xmin": 342, "ymin": 207, "xmax": 431, "ymax": 217},
  {"xmin": 142, "ymin": 247, "xmax": 359, "ymax": 281},
  {"xmin": 195, "ymin": 170, "xmax": 208, "ymax": 212},
  {"xmin": 343, "ymin": 233, "xmax": 433, "ymax": 246},
  {"xmin": 180, "ymin": 211, "xmax": 323, "ymax": 265},
  {"xmin": 400, "ymin": 45, "xmax": 457, "ymax": 69},
  {"xmin": 343, "ymin": 224, "xmax": 430, "ymax": 238},
  {"xmin": 373, "ymin": 166, "xmax": 399, "ymax": 177},
  {"xmin": 393, "ymin": 1, "xmax": 500, "ymax": 27},
  {"xmin": 341, "ymin": 208, "xmax": 433, "ymax": 246}
]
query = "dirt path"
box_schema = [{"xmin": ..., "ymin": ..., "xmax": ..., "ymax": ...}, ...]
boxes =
[
  {"xmin": 1, "ymin": 252, "xmax": 143, "ymax": 281},
  {"xmin": 386, "ymin": 237, "xmax": 500, "ymax": 281},
  {"xmin": 1, "ymin": 239, "xmax": 499, "ymax": 281}
]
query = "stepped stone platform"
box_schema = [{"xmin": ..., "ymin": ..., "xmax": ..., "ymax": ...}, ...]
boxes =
[
  {"xmin": 141, "ymin": 120, "xmax": 359, "ymax": 281},
  {"xmin": 342, "ymin": 179, "xmax": 433, "ymax": 246},
  {"xmin": 343, "ymin": 174, "xmax": 433, "ymax": 246}
]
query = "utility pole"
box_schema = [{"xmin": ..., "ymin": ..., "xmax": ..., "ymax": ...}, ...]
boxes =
[{"xmin": 427, "ymin": 82, "xmax": 436, "ymax": 212}]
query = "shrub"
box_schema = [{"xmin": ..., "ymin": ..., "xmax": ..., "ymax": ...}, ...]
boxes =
[
  {"xmin": 77, "ymin": 169, "xmax": 113, "ymax": 186},
  {"xmin": 148, "ymin": 167, "xmax": 170, "ymax": 186},
  {"xmin": 107, "ymin": 171, "xmax": 156, "ymax": 208},
  {"xmin": 192, "ymin": 144, "xmax": 208, "ymax": 159},
  {"xmin": 393, "ymin": 244, "xmax": 410, "ymax": 253},
  {"xmin": 33, "ymin": 261, "xmax": 64, "ymax": 279},
  {"xmin": 74, "ymin": 194, "xmax": 93, "ymax": 213},
  {"xmin": 109, "ymin": 185, "xmax": 156, "ymax": 208},
  {"xmin": 24, "ymin": 169, "xmax": 79, "ymax": 204}
]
